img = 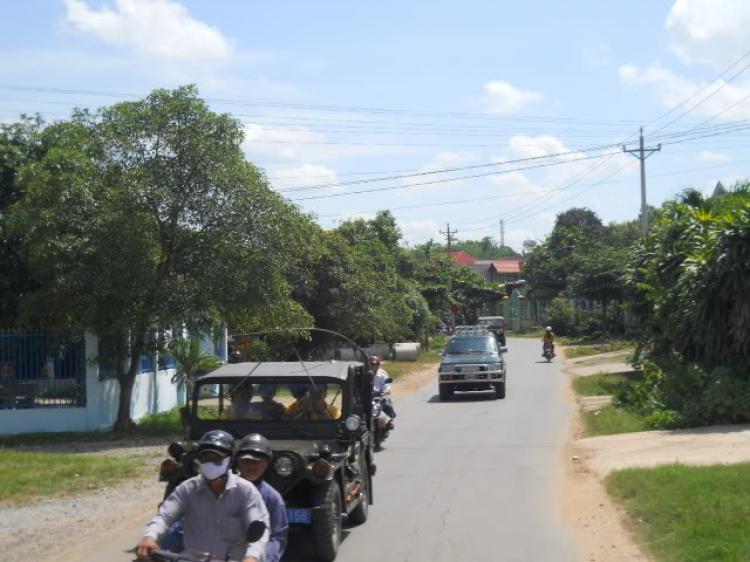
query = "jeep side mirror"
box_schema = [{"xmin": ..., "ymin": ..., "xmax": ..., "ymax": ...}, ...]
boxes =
[
  {"xmin": 385, "ymin": 378, "xmax": 393, "ymax": 384},
  {"xmin": 500, "ymin": 347, "xmax": 508, "ymax": 353},
  {"xmin": 437, "ymin": 350, "xmax": 444, "ymax": 356}
]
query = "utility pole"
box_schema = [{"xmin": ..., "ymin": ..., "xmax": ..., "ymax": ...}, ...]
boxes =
[
  {"xmin": 440, "ymin": 223, "xmax": 458, "ymax": 253},
  {"xmin": 500, "ymin": 219, "xmax": 505, "ymax": 248},
  {"xmin": 623, "ymin": 127, "xmax": 661, "ymax": 236}
]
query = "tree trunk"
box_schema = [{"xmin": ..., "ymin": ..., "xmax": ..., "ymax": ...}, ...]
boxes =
[{"xmin": 113, "ymin": 335, "xmax": 145, "ymax": 433}]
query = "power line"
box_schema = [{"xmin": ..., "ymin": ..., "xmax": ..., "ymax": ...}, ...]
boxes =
[
  {"xmin": 648, "ymin": 47, "xmax": 750, "ymax": 136},
  {"xmin": 278, "ymin": 142, "xmax": 623, "ymax": 193},
  {"xmin": 291, "ymin": 153, "xmax": 611, "ymax": 201}
]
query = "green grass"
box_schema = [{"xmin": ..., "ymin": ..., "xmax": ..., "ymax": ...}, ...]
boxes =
[
  {"xmin": 565, "ymin": 340, "xmax": 636, "ymax": 358},
  {"xmin": 0, "ymin": 450, "xmax": 147, "ymax": 504},
  {"xmin": 573, "ymin": 373, "xmax": 642, "ymax": 397},
  {"xmin": 582, "ymin": 405, "xmax": 651, "ymax": 437},
  {"xmin": 0, "ymin": 408, "xmax": 184, "ymax": 448},
  {"xmin": 607, "ymin": 463, "xmax": 750, "ymax": 561}
]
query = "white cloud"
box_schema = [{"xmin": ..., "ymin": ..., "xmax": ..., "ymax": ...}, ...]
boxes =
[
  {"xmin": 399, "ymin": 219, "xmax": 443, "ymax": 246},
  {"xmin": 271, "ymin": 164, "xmax": 343, "ymax": 197},
  {"xmin": 64, "ymin": 0, "xmax": 233, "ymax": 62},
  {"xmin": 480, "ymin": 81, "xmax": 544, "ymax": 115},
  {"xmin": 666, "ymin": 0, "xmax": 750, "ymax": 68},
  {"xmin": 695, "ymin": 150, "xmax": 731, "ymax": 162},
  {"xmin": 535, "ymin": 212, "xmax": 557, "ymax": 227},
  {"xmin": 243, "ymin": 124, "xmax": 329, "ymax": 161},
  {"xmin": 398, "ymin": 151, "xmax": 476, "ymax": 197},
  {"xmin": 620, "ymin": 64, "xmax": 750, "ymax": 120},
  {"xmin": 583, "ymin": 45, "xmax": 610, "ymax": 68},
  {"xmin": 487, "ymin": 134, "xmax": 634, "ymax": 217}
]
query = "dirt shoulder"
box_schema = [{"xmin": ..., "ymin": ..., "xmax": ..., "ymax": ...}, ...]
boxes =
[{"xmin": 560, "ymin": 350, "xmax": 651, "ymax": 562}]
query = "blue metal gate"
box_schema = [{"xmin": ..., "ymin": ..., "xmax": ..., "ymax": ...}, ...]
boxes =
[{"xmin": 0, "ymin": 333, "xmax": 86, "ymax": 409}]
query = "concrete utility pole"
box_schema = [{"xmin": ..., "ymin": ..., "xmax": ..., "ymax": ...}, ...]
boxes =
[
  {"xmin": 500, "ymin": 219, "xmax": 505, "ymax": 247},
  {"xmin": 440, "ymin": 223, "xmax": 458, "ymax": 253},
  {"xmin": 623, "ymin": 127, "xmax": 661, "ymax": 236}
]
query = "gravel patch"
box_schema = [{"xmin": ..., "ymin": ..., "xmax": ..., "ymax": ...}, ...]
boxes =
[{"xmin": 0, "ymin": 442, "xmax": 170, "ymax": 562}]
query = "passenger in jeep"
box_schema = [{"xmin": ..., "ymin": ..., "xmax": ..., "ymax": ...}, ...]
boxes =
[{"xmin": 287, "ymin": 384, "xmax": 341, "ymax": 420}]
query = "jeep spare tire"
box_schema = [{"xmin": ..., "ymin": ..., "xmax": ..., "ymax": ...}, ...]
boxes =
[{"xmin": 312, "ymin": 482, "xmax": 342, "ymax": 561}]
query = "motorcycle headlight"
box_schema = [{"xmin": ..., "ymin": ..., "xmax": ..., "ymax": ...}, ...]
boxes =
[{"xmin": 274, "ymin": 456, "xmax": 295, "ymax": 477}]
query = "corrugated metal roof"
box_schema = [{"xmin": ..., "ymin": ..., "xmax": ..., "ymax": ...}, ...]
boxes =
[{"xmin": 490, "ymin": 260, "xmax": 524, "ymax": 274}]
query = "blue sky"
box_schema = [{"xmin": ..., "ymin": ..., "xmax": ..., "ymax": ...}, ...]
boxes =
[{"xmin": 3, "ymin": 0, "xmax": 750, "ymax": 251}]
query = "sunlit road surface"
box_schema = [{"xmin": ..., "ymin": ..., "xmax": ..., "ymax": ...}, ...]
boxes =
[
  {"xmin": 286, "ymin": 336, "xmax": 577, "ymax": 562},
  {"xmin": 76, "ymin": 337, "xmax": 577, "ymax": 562}
]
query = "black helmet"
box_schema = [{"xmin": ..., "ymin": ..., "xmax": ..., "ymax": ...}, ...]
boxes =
[
  {"xmin": 197, "ymin": 430, "xmax": 234, "ymax": 457},
  {"xmin": 236, "ymin": 433, "xmax": 272, "ymax": 461}
]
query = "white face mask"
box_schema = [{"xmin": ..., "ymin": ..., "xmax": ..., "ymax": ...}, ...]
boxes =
[{"xmin": 200, "ymin": 457, "xmax": 230, "ymax": 481}]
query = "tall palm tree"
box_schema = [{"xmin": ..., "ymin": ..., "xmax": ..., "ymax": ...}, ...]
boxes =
[{"xmin": 169, "ymin": 337, "xmax": 223, "ymax": 409}]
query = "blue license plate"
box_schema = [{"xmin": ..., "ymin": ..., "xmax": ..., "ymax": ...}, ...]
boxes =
[{"xmin": 287, "ymin": 508, "xmax": 312, "ymax": 524}]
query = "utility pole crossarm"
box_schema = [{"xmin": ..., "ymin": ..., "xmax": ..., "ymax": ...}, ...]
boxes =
[
  {"xmin": 623, "ymin": 127, "xmax": 661, "ymax": 236},
  {"xmin": 440, "ymin": 223, "xmax": 458, "ymax": 254}
]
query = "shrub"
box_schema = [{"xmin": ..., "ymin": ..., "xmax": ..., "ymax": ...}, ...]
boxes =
[
  {"xmin": 546, "ymin": 299, "xmax": 602, "ymax": 339},
  {"xmin": 614, "ymin": 352, "xmax": 750, "ymax": 429}
]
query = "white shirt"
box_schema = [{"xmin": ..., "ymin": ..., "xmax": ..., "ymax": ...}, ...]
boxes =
[
  {"xmin": 144, "ymin": 472, "xmax": 270, "ymax": 561},
  {"xmin": 373, "ymin": 367, "xmax": 391, "ymax": 393}
]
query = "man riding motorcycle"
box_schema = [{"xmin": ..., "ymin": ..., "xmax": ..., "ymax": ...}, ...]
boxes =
[
  {"xmin": 136, "ymin": 430, "xmax": 270, "ymax": 562},
  {"xmin": 236, "ymin": 434, "xmax": 289, "ymax": 562},
  {"xmin": 542, "ymin": 326, "xmax": 555, "ymax": 357},
  {"xmin": 369, "ymin": 356, "xmax": 396, "ymax": 425}
]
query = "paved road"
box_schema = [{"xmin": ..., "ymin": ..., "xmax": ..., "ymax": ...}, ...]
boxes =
[{"xmin": 78, "ymin": 337, "xmax": 577, "ymax": 562}]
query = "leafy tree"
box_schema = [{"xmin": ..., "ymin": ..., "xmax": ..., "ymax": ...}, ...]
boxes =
[
  {"xmin": 10, "ymin": 86, "xmax": 312, "ymax": 431},
  {"xmin": 0, "ymin": 115, "xmax": 46, "ymax": 325},
  {"xmin": 168, "ymin": 337, "xmax": 223, "ymax": 410},
  {"xmin": 293, "ymin": 230, "xmax": 413, "ymax": 343}
]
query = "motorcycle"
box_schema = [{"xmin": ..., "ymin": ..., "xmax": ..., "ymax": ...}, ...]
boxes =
[
  {"xmin": 542, "ymin": 342, "xmax": 555, "ymax": 362},
  {"xmin": 149, "ymin": 520, "xmax": 266, "ymax": 562},
  {"xmin": 372, "ymin": 384, "xmax": 394, "ymax": 450}
]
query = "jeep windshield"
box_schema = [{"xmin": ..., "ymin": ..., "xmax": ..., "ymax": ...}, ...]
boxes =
[
  {"xmin": 447, "ymin": 336, "xmax": 499, "ymax": 355},
  {"xmin": 195, "ymin": 380, "xmax": 344, "ymax": 422}
]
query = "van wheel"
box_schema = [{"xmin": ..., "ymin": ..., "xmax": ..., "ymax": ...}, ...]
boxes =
[
  {"xmin": 439, "ymin": 385, "xmax": 453, "ymax": 401},
  {"xmin": 495, "ymin": 382, "xmax": 506, "ymax": 399}
]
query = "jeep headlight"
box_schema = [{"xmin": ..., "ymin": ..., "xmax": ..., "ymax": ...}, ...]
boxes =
[
  {"xmin": 490, "ymin": 363, "xmax": 504, "ymax": 371},
  {"xmin": 440, "ymin": 364, "xmax": 453, "ymax": 374},
  {"xmin": 274, "ymin": 456, "xmax": 294, "ymax": 477}
]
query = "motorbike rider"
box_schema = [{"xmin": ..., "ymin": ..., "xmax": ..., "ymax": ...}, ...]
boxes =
[
  {"xmin": 369, "ymin": 356, "xmax": 396, "ymax": 424},
  {"xmin": 542, "ymin": 326, "xmax": 555, "ymax": 357},
  {"xmin": 236, "ymin": 434, "xmax": 289, "ymax": 562},
  {"xmin": 136, "ymin": 430, "xmax": 270, "ymax": 562}
]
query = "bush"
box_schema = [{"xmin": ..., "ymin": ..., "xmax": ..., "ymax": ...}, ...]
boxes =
[
  {"xmin": 546, "ymin": 299, "xmax": 602, "ymax": 339},
  {"xmin": 614, "ymin": 352, "xmax": 750, "ymax": 429}
]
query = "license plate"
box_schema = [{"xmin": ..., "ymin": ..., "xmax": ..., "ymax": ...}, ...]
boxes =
[
  {"xmin": 464, "ymin": 373, "xmax": 478, "ymax": 380},
  {"xmin": 287, "ymin": 508, "xmax": 312, "ymax": 524}
]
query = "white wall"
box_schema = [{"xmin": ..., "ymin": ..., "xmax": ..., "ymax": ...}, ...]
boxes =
[{"xmin": 0, "ymin": 332, "xmax": 199, "ymax": 435}]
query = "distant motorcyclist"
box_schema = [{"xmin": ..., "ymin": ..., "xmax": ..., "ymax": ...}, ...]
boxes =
[
  {"xmin": 236, "ymin": 434, "xmax": 289, "ymax": 562},
  {"xmin": 369, "ymin": 356, "xmax": 396, "ymax": 425},
  {"xmin": 136, "ymin": 430, "xmax": 270, "ymax": 562},
  {"xmin": 542, "ymin": 326, "xmax": 555, "ymax": 357}
]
